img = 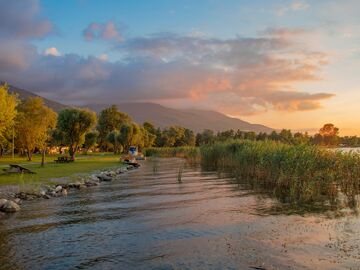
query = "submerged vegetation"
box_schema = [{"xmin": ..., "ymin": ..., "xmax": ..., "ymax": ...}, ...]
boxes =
[{"xmin": 200, "ymin": 140, "xmax": 360, "ymax": 208}]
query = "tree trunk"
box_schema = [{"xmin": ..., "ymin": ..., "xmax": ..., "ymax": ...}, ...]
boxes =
[
  {"xmin": 69, "ymin": 144, "xmax": 77, "ymax": 161},
  {"xmin": 41, "ymin": 148, "xmax": 46, "ymax": 167},
  {"xmin": 27, "ymin": 150, "xmax": 32, "ymax": 161}
]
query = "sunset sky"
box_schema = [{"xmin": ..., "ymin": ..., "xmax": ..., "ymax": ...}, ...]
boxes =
[{"xmin": 1, "ymin": 0, "xmax": 360, "ymax": 135}]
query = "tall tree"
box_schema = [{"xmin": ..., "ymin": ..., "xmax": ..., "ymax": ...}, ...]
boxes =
[
  {"xmin": 318, "ymin": 123, "xmax": 340, "ymax": 146},
  {"xmin": 58, "ymin": 108, "xmax": 97, "ymax": 160},
  {"xmin": 83, "ymin": 131, "xmax": 99, "ymax": 154},
  {"xmin": 97, "ymin": 105, "xmax": 131, "ymax": 149},
  {"xmin": 16, "ymin": 97, "xmax": 57, "ymax": 161},
  {"xmin": 0, "ymin": 84, "xmax": 18, "ymax": 152}
]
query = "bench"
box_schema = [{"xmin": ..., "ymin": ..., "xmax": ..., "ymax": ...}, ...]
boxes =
[
  {"xmin": 2, "ymin": 164, "xmax": 36, "ymax": 174},
  {"xmin": 54, "ymin": 156, "xmax": 74, "ymax": 163}
]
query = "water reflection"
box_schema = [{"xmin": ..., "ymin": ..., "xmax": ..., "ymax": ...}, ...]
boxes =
[{"xmin": 0, "ymin": 158, "xmax": 359, "ymax": 269}]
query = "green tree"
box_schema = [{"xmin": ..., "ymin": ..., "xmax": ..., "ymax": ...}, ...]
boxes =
[
  {"xmin": 57, "ymin": 108, "xmax": 97, "ymax": 160},
  {"xmin": 196, "ymin": 129, "xmax": 215, "ymax": 146},
  {"xmin": 83, "ymin": 131, "xmax": 99, "ymax": 154},
  {"xmin": 118, "ymin": 123, "xmax": 134, "ymax": 151},
  {"xmin": 16, "ymin": 97, "xmax": 57, "ymax": 161},
  {"xmin": 97, "ymin": 105, "xmax": 131, "ymax": 149},
  {"xmin": 106, "ymin": 131, "xmax": 123, "ymax": 154}
]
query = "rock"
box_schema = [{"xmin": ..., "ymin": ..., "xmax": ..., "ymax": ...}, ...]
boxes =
[
  {"xmin": 14, "ymin": 198, "xmax": 22, "ymax": 205},
  {"xmin": 1, "ymin": 200, "xmax": 20, "ymax": 213},
  {"xmin": 68, "ymin": 182, "xmax": 85, "ymax": 189},
  {"xmin": 0, "ymin": 211, "xmax": 5, "ymax": 218},
  {"xmin": 88, "ymin": 175, "xmax": 100, "ymax": 182},
  {"xmin": 0, "ymin": 199, "xmax": 8, "ymax": 209},
  {"xmin": 43, "ymin": 194, "xmax": 51, "ymax": 199},
  {"xmin": 97, "ymin": 175, "xmax": 112, "ymax": 182},
  {"xmin": 40, "ymin": 190, "xmax": 46, "ymax": 196},
  {"xmin": 55, "ymin": 185, "xmax": 62, "ymax": 193},
  {"xmin": 85, "ymin": 180, "xmax": 99, "ymax": 187},
  {"xmin": 61, "ymin": 189, "xmax": 68, "ymax": 196}
]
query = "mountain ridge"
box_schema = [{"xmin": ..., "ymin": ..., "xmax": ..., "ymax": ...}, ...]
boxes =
[{"xmin": 2, "ymin": 82, "xmax": 273, "ymax": 133}]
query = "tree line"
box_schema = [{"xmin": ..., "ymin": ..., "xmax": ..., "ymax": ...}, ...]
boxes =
[{"xmin": 0, "ymin": 84, "xmax": 355, "ymax": 163}]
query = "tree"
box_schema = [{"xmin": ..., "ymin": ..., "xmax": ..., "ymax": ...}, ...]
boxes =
[
  {"xmin": 83, "ymin": 131, "xmax": 99, "ymax": 154},
  {"xmin": 196, "ymin": 129, "xmax": 215, "ymax": 146},
  {"xmin": 16, "ymin": 97, "xmax": 57, "ymax": 161},
  {"xmin": 106, "ymin": 131, "xmax": 122, "ymax": 154},
  {"xmin": 97, "ymin": 105, "xmax": 131, "ymax": 149},
  {"xmin": 0, "ymin": 84, "xmax": 18, "ymax": 151},
  {"xmin": 318, "ymin": 123, "xmax": 339, "ymax": 146},
  {"xmin": 118, "ymin": 123, "xmax": 134, "ymax": 151},
  {"xmin": 49, "ymin": 129, "xmax": 66, "ymax": 154},
  {"xmin": 58, "ymin": 108, "xmax": 97, "ymax": 160}
]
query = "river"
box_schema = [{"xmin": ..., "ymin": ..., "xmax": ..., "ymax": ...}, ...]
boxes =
[{"xmin": 0, "ymin": 158, "xmax": 360, "ymax": 269}]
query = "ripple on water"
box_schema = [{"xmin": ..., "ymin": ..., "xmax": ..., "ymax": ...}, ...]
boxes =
[{"xmin": 0, "ymin": 158, "xmax": 360, "ymax": 270}]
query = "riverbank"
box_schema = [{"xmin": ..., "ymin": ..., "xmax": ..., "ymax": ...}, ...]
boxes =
[{"xmin": 0, "ymin": 153, "xmax": 140, "ymax": 216}]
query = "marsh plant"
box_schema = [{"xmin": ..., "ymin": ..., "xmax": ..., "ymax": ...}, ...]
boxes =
[
  {"xmin": 177, "ymin": 164, "xmax": 184, "ymax": 183},
  {"xmin": 200, "ymin": 140, "xmax": 360, "ymax": 208},
  {"xmin": 145, "ymin": 147, "xmax": 200, "ymax": 164}
]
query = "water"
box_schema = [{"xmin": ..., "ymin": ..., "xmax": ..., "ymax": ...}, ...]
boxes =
[{"xmin": 1, "ymin": 158, "xmax": 360, "ymax": 269}]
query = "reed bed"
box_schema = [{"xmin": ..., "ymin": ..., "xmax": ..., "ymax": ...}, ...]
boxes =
[
  {"xmin": 200, "ymin": 140, "xmax": 360, "ymax": 207},
  {"xmin": 144, "ymin": 147, "xmax": 200, "ymax": 164}
]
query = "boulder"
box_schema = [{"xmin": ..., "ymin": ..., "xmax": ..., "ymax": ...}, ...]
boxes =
[
  {"xmin": 85, "ymin": 180, "xmax": 99, "ymax": 187},
  {"xmin": 55, "ymin": 185, "xmax": 62, "ymax": 193},
  {"xmin": 1, "ymin": 200, "xmax": 20, "ymax": 213},
  {"xmin": 97, "ymin": 175, "xmax": 112, "ymax": 182},
  {"xmin": 14, "ymin": 198, "xmax": 22, "ymax": 205},
  {"xmin": 43, "ymin": 194, "xmax": 51, "ymax": 199},
  {"xmin": 0, "ymin": 199, "xmax": 8, "ymax": 209}
]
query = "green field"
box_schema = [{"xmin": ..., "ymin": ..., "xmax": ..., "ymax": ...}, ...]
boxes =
[{"xmin": 0, "ymin": 153, "xmax": 123, "ymax": 186}]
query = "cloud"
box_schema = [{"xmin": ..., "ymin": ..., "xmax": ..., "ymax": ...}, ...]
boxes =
[
  {"xmin": 83, "ymin": 22, "xmax": 123, "ymax": 42},
  {"xmin": 276, "ymin": 1, "xmax": 309, "ymax": 16},
  {"xmin": 0, "ymin": 0, "xmax": 333, "ymax": 115},
  {"xmin": 0, "ymin": 27, "xmax": 334, "ymax": 114},
  {"xmin": 0, "ymin": 0, "xmax": 53, "ymax": 39},
  {"xmin": 44, "ymin": 47, "xmax": 61, "ymax": 57}
]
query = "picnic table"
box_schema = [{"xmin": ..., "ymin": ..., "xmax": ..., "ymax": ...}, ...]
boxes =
[
  {"xmin": 2, "ymin": 164, "xmax": 36, "ymax": 174},
  {"xmin": 54, "ymin": 156, "xmax": 74, "ymax": 163}
]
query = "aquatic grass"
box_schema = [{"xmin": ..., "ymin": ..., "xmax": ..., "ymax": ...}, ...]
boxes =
[
  {"xmin": 200, "ymin": 140, "xmax": 360, "ymax": 208},
  {"xmin": 144, "ymin": 147, "xmax": 200, "ymax": 164}
]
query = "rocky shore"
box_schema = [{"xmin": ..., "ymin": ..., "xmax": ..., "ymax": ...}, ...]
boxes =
[{"xmin": 0, "ymin": 164, "xmax": 138, "ymax": 217}]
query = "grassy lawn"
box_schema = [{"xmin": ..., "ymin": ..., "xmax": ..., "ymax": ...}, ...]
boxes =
[{"xmin": 0, "ymin": 153, "xmax": 123, "ymax": 186}]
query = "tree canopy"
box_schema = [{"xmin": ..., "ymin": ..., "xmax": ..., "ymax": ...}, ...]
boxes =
[{"xmin": 57, "ymin": 108, "xmax": 97, "ymax": 159}]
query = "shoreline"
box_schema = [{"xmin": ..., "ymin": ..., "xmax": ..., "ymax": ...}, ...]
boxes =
[{"xmin": 0, "ymin": 162, "xmax": 140, "ymax": 216}]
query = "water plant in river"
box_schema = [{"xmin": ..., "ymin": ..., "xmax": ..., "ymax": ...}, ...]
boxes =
[
  {"xmin": 200, "ymin": 140, "xmax": 360, "ymax": 208},
  {"xmin": 145, "ymin": 147, "xmax": 200, "ymax": 164}
]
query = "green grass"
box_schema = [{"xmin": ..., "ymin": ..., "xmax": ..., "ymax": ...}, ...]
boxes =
[
  {"xmin": 200, "ymin": 140, "xmax": 360, "ymax": 208},
  {"xmin": 0, "ymin": 153, "xmax": 123, "ymax": 186}
]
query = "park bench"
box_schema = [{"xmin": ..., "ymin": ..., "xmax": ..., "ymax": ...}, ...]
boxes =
[
  {"xmin": 2, "ymin": 164, "xmax": 36, "ymax": 174},
  {"xmin": 54, "ymin": 156, "xmax": 73, "ymax": 163}
]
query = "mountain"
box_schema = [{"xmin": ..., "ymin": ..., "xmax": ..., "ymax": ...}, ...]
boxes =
[
  {"xmin": 86, "ymin": 103, "xmax": 273, "ymax": 133},
  {"xmin": 3, "ymin": 81, "xmax": 273, "ymax": 133},
  {"xmin": 1, "ymin": 82, "xmax": 69, "ymax": 112}
]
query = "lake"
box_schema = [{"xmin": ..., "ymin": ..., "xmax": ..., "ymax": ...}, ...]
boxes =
[{"xmin": 0, "ymin": 158, "xmax": 359, "ymax": 269}]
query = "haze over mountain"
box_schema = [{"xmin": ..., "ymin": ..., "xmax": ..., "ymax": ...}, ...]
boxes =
[
  {"xmin": 4, "ymin": 82, "xmax": 273, "ymax": 133},
  {"xmin": 86, "ymin": 103, "xmax": 273, "ymax": 133}
]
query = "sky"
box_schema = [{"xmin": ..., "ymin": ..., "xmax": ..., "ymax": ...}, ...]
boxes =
[{"xmin": 1, "ymin": 0, "xmax": 360, "ymax": 135}]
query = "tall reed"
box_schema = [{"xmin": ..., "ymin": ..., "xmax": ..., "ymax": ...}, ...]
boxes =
[{"xmin": 200, "ymin": 140, "xmax": 360, "ymax": 208}]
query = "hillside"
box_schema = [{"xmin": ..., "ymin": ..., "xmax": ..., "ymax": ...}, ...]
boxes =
[
  {"xmin": 3, "ymin": 81, "xmax": 273, "ymax": 133},
  {"xmin": 1, "ymin": 82, "xmax": 69, "ymax": 112},
  {"xmin": 86, "ymin": 103, "xmax": 273, "ymax": 133}
]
